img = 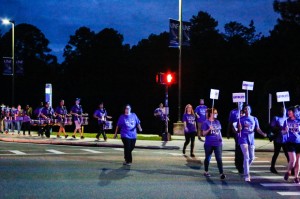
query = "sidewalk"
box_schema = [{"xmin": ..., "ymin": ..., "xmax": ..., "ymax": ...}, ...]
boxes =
[{"xmin": 0, "ymin": 132, "xmax": 274, "ymax": 152}]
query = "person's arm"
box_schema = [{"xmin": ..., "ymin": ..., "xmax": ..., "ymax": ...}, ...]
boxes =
[
  {"xmin": 113, "ymin": 126, "xmax": 119, "ymax": 139},
  {"xmin": 257, "ymin": 127, "xmax": 267, "ymax": 137},
  {"xmin": 202, "ymin": 125, "xmax": 213, "ymax": 136},
  {"xmin": 137, "ymin": 124, "xmax": 142, "ymax": 132}
]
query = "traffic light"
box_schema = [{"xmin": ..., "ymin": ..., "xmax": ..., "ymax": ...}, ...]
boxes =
[{"xmin": 156, "ymin": 72, "xmax": 176, "ymax": 85}]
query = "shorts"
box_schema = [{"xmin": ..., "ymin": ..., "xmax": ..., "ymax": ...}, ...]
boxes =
[
  {"xmin": 286, "ymin": 143, "xmax": 300, "ymax": 153},
  {"xmin": 74, "ymin": 120, "xmax": 81, "ymax": 129}
]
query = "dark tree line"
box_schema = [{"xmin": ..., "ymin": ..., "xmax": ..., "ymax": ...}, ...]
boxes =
[{"xmin": 0, "ymin": 0, "xmax": 300, "ymax": 133}]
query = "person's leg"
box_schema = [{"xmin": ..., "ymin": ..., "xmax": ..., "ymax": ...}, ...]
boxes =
[
  {"xmin": 271, "ymin": 141, "xmax": 281, "ymax": 173},
  {"xmin": 183, "ymin": 134, "xmax": 191, "ymax": 154},
  {"xmin": 214, "ymin": 145, "xmax": 224, "ymax": 174},
  {"xmin": 121, "ymin": 138, "xmax": 131, "ymax": 164},
  {"xmin": 234, "ymin": 136, "xmax": 244, "ymax": 173},
  {"xmin": 204, "ymin": 145, "xmax": 213, "ymax": 174},
  {"xmin": 285, "ymin": 151, "xmax": 296, "ymax": 181},
  {"xmin": 197, "ymin": 122, "xmax": 203, "ymax": 141},
  {"xmin": 96, "ymin": 123, "xmax": 102, "ymax": 139},
  {"xmin": 240, "ymin": 144, "xmax": 250, "ymax": 180},
  {"xmin": 128, "ymin": 139, "xmax": 136, "ymax": 163},
  {"xmin": 190, "ymin": 133, "xmax": 196, "ymax": 156}
]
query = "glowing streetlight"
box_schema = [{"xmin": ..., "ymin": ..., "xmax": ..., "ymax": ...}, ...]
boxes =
[{"xmin": 1, "ymin": 18, "xmax": 15, "ymax": 105}]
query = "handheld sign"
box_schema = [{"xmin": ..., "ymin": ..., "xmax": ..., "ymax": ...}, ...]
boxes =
[
  {"xmin": 242, "ymin": 81, "xmax": 254, "ymax": 91},
  {"xmin": 210, "ymin": 89, "xmax": 219, "ymax": 100},
  {"xmin": 276, "ymin": 91, "xmax": 290, "ymax": 102},
  {"xmin": 232, "ymin": 93, "xmax": 246, "ymax": 103}
]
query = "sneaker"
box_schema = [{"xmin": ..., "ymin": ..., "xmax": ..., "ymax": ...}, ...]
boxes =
[
  {"xmin": 65, "ymin": 135, "xmax": 68, "ymax": 139},
  {"xmin": 220, "ymin": 174, "xmax": 226, "ymax": 180},
  {"xmin": 245, "ymin": 177, "xmax": 251, "ymax": 182},
  {"xmin": 80, "ymin": 136, "xmax": 84, "ymax": 139},
  {"xmin": 182, "ymin": 148, "xmax": 186, "ymax": 155},
  {"xmin": 72, "ymin": 135, "xmax": 76, "ymax": 139},
  {"xmin": 190, "ymin": 154, "xmax": 195, "ymax": 157},
  {"xmin": 204, "ymin": 172, "xmax": 211, "ymax": 177},
  {"xmin": 123, "ymin": 162, "xmax": 131, "ymax": 166},
  {"xmin": 96, "ymin": 136, "xmax": 99, "ymax": 140},
  {"xmin": 57, "ymin": 135, "xmax": 61, "ymax": 138},
  {"xmin": 284, "ymin": 172, "xmax": 289, "ymax": 181},
  {"xmin": 294, "ymin": 177, "xmax": 300, "ymax": 184},
  {"xmin": 270, "ymin": 167, "xmax": 278, "ymax": 174}
]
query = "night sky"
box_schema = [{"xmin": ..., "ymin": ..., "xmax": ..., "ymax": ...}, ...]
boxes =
[{"xmin": 1, "ymin": 0, "xmax": 279, "ymax": 63}]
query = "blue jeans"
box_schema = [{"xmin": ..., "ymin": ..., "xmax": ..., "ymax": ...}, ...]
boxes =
[
  {"xmin": 204, "ymin": 144, "xmax": 223, "ymax": 174},
  {"xmin": 240, "ymin": 144, "xmax": 255, "ymax": 178}
]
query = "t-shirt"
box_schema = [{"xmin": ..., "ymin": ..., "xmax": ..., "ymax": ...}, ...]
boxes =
[
  {"xmin": 270, "ymin": 116, "xmax": 287, "ymax": 143},
  {"xmin": 117, "ymin": 113, "xmax": 140, "ymax": 139},
  {"xmin": 238, "ymin": 115, "xmax": 259, "ymax": 145},
  {"xmin": 283, "ymin": 118, "xmax": 300, "ymax": 144},
  {"xmin": 94, "ymin": 109, "xmax": 108, "ymax": 124},
  {"xmin": 202, "ymin": 119, "xmax": 223, "ymax": 146},
  {"xmin": 55, "ymin": 106, "xmax": 68, "ymax": 122},
  {"xmin": 182, "ymin": 113, "xmax": 197, "ymax": 133},
  {"xmin": 194, "ymin": 105, "xmax": 207, "ymax": 123},
  {"xmin": 70, "ymin": 105, "xmax": 83, "ymax": 121}
]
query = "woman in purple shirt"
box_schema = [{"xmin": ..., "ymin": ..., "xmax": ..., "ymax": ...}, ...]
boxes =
[
  {"xmin": 202, "ymin": 108, "xmax": 226, "ymax": 180},
  {"xmin": 182, "ymin": 104, "xmax": 197, "ymax": 157},
  {"xmin": 114, "ymin": 104, "xmax": 142, "ymax": 166}
]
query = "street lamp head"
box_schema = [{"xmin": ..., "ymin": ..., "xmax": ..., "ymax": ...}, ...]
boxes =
[{"xmin": 2, "ymin": 18, "xmax": 14, "ymax": 25}]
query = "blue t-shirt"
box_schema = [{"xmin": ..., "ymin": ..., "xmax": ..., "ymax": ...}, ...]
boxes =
[
  {"xmin": 55, "ymin": 106, "xmax": 68, "ymax": 122},
  {"xmin": 228, "ymin": 108, "xmax": 240, "ymax": 123},
  {"xmin": 270, "ymin": 116, "xmax": 287, "ymax": 143},
  {"xmin": 194, "ymin": 105, "xmax": 207, "ymax": 123},
  {"xmin": 202, "ymin": 119, "xmax": 223, "ymax": 146},
  {"xmin": 238, "ymin": 115, "xmax": 259, "ymax": 145},
  {"xmin": 283, "ymin": 118, "xmax": 300, "ymax": 144},
  {"xmin": 94, "ymin": 109, "xmax": 108, "ymax": 124},
  {"xmin": 70, "ymin": 105, "xmax": 83, "ymax": 121},
  {"xmin": 117, "ymin": 113, "xmax": 140, "ymax": 139},
  {"xmin": 182, "ymin": 113, "xmax": 197, "ymax": 133}
]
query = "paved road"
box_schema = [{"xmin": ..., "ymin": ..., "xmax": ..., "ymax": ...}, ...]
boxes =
[{"xmin": 0, "ymin": 140, "xmax": 299, "ymax": 199}]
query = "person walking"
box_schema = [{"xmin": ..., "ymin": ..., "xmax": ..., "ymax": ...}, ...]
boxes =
[
  {"xmin": 269, "ymin": 106, "xmax": 289, "ymax": 174},
  {"xmin": 237, "ymin": 104, "xmax": 267, "ymax": 182},
  {"xmin": 282, "ymin": 106, "xmax": 300, "ymax": 184},
  {"xmin": 202, "ymin": 107, "xmax": 226, "ymax": 180},
  {"xmin": 113, "ymin": 104, "xmax": 142, "ymax": 166},
  {"xmin": 22, "ymin": 105, "xmax": 32, "ymax": 136},
  {"xmin": 153, "ymin": 103, "xmax": 167, "ymax": 137},
  {"xmin": 70, "ymin": 98, "xmax": 84, "ymax": 139},
  {"xmin": 227, "ymin": 102, "xmax": 244, "ymax": 174},
  {"xmin": 194, "ymin": 99, "xmax": 207, "ymax": 142},
  {"xmin": 182, "ymin": 104, "xmax": 197, "ymax": 157},
  {"xmin": 55, "ymin": 99, "xmax": 69, "ymax": 138},
  {"xmin": 93, "ymin": 102, "xmax": 112, "ymax": 141}
]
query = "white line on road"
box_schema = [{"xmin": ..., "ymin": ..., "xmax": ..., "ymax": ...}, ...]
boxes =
[
  {"xmin": 231, "ymin": 170, "xmax": 286, "ymax": 173},
  {"xmin": 9, "ymin": 150, "xmax": 26, "ymax": 155},
  {"xmin": 261, "ymin": 183, "xmax": 300, "ymax": 187},
  {"xmin": 251, "ymin": 176, "xmax": 284, "ymax": 179},
  {"xmin": 223, "ymin": 165, "xmax": 286, "ymax": 168},
  {"xmin": 81, "ymin": 149, "xmax": 103, "ymax": 154},
  {"xmin": 277, "ymin": 192, "xmax": 300, "ymax": 196},
  {"xmin": 46, "ymin": 149, "xmax": 66, "ymax": 154}
]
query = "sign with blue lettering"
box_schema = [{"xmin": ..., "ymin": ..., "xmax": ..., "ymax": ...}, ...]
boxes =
[
  {"xmin": 232, "ymin": 93, "xmax": 246, "ymax": 103},
  {"xmin": 210, "ymin": 89, "xmax": 219, "ymax": 100},
  {"xmin": 276, "ymin": 91, "xmax": 290, "ymax": 102},
  {"xmin": 242, "ymin": 81, "xmax": 254, "ymax": 91}
]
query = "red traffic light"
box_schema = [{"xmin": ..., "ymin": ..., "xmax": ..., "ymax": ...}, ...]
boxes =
[{"xmin": 156, "ymin": 72, "xmax": 176, "ymax": 85}]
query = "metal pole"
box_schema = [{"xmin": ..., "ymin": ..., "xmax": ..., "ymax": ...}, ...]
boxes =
[
  {"xmin": 165, "ymin": 85, "xmax": 169, "ymax": 134},
  {"xmin": 178, "ymin": 0, "xmax": 182, "ymax": 122},
  {"xmin": 12, "ymin": 21, "xmax": 15, "ymax": 106}
]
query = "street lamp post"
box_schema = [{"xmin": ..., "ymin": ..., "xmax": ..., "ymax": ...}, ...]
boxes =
[{"xmin": 2, "ymin": 19, "xmax": 15, "ymax": 105}]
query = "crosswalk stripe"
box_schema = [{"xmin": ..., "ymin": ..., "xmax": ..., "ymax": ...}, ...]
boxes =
[
  {"xmin": 81, "ymin": 149, "xmax": 103, "ymax": 154},
  {"xmin": 251, "ymin": 176, "xmax": 284, "ymax": 179},
  {"xmin": 231, "ymin": 170, "xmax": 286, "ymax": 173},
  {"xmin": 223, "ymin": 165, "xmax": 286, "ymax": 168},
  {"xmin": 46, "ymin": 149, "xmax": 65, "ymax": 154},
  {"xmin": 9, "ymin": 150, "xmax": 26, "ymax": 155},
  {"xmin": 261, "ymin": 183, "xmax": 300, "ymax": 187},
  {"xmin": 277, "ymin": 192, "xmax": 300, "ymax": 196}
]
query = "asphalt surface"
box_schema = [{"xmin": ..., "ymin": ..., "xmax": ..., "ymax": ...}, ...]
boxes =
[{"xmin": 0, "ymin": 131, "xmax": 274, "ymax": 152}]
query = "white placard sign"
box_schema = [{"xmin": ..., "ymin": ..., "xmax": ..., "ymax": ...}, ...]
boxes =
[
  {"xmin": 242, "ymin": 81, "xmax": 254, "ymax": 91},
  {"xmin": 276, "ymin": 91, "xmax": 290, "ymax": 102},
  {"xmin": 232, "ymin": 93, "xmax": 246, "ymax": 103},
  {"xmin": 210, "ymin": 89, "xmax": 219, "ymax": 100}
]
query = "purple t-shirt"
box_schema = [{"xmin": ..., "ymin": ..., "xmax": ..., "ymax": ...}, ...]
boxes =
[
  {"xmin": 70, "ymin": 105, "xmax": 83, "ymax": 121},
  {"xmin": 238, "ymin": 115, "xmax": 259, "ymax": 145},
  {"xmin": 117, "ymin": 113, "xmax": 140, "ymax": 139},
  {"xmin": 55, "ymin": 106, "xmax": 68, "ymax": 122},
  {"xmin": 202, "ymin": 119, "xmax": 223, "ymax": 146},
  {"xmin": 182, "ymin": 113, "xmax": 197, "ymax": 133},
  {"xmin": 194, "ymin": 105, "xmax": 207, "ymax": 123},
  {"xmin": 94, "ymin": 109, "xmax": 107, "ymax": 124},
  {"xmin": 283, "ymin": 118, "xmax": 300, "ymax": 144},
  {"xmin": 270, "ymin": 116, "xmax": 287, "ymax": 143},
  {"xmin": 228, "ymin": 108, "xmax": 240, "ymax": 123}
]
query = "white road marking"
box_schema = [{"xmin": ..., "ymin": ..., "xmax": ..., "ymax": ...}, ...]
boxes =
[
  {"xmin": 46, "ymin": 149, "xmax": 66, "ymax": 154},
  {"xmin": 261, "ymin": 183, "xmax": 300, "ymax": 187},
  {"xmin": 277, "ymin": 192, "xmax": 300, "ymax": 196},
  {"xmin": 9, "ymin": 150, "xmax": 26, "ymax": 155},
  {"xmin": 81, "ymin": 149, "xmax": 103, "ymax": 153}
]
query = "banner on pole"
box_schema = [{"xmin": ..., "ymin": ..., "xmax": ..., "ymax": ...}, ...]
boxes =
[
  {"xmin": 210, "ymin": 89, "xmax": 219, "ymax": 100},
  {"xmin": 276, "ymin": 91, "xmax": 290, "ymax": 102},
  {"xmin": 15, "ymin": 59, "xmax": 24, "ymax": 76},
  {"xmin": 2, "ymin": 57, "xmax": 13, "ymax": 75},
  {"xmin": 169, "ymin": 18, "xmax": 191, "ymax": 47},
  {"xmin": 232, "ymin": 93, "xmax": 246, "ymax": 103},
  {"xmin": 242, "ymin": 81, "xmax": 254, "ymax": 91}
]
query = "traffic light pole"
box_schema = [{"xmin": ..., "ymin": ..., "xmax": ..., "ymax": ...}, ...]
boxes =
[{"xmin": 163, "ymin": 84, "xmax": 171, "ymax": 141}]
